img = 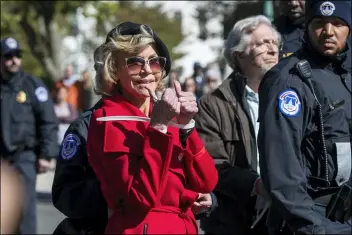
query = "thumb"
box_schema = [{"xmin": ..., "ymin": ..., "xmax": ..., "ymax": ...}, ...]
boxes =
[
  {"xmin": 174, "ymin": 80, "xmax": 182, "ymax": 97},
  {"xmin": 145, "ymin": 86, "xmax": 158, "ymax": 102}
]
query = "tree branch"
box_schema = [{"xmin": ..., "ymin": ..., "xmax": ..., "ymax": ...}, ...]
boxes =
[{"xmin": 19, "ymin": 13, "xmax": 59, "ymax": 81}]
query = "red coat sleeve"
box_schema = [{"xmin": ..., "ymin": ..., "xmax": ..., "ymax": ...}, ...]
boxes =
[
  {"xmin": 87, "ymin": 109, "xmax": 175, "ymax": 211},
  {"xmin": 183, "ymin": 128, "xmax": 218, "ymax": 193}
]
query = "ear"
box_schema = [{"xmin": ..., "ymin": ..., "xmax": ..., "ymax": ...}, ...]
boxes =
[{"xmin": 233, "ymin": 51, "xmax": 245, "ymax": 60}]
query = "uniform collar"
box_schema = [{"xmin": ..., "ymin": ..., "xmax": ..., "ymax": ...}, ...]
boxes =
[{"xmin": 1, "ymin": 69, "xmax": 24, "ymax": 86}]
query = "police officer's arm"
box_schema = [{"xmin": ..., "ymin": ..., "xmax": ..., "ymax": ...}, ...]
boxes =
[
  {"xmin": 195, "ymin": 95, "xmax": 259, "ymax": 203},
  {"xmin": 31, "ymin": 79, "xmax": 59, "ymax": 159},
  {"xmin": 258, "ymin": 73, "xmax": 326, "ymax": 234},
  {"xmin": 52, "ymin": 120, "xmax": 107, "ymax": 219}
]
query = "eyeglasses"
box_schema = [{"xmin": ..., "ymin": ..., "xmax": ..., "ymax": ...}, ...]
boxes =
[
  {"xmin": 3, "ymin": 51, "xmax": 22, "ymax": 60},
  {"xmin": 253, "ymin": 39, "xmax": 282, "ymax": 51},
  {"xmin": 125, "ymin": 56, "xmax": 166, "ymax": 74}
]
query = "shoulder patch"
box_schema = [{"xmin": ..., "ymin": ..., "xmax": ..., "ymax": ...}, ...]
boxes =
[
  {"xmin": 61, "ymin": 134, "xmax": 81, "ymax": 160},
  {"xmin": 35, "ymin": 86, "xmax": 48, "ymax": 102},
  {"xmin": 278, "ymin": 89, "xmax": 301, "ymax": 117}
]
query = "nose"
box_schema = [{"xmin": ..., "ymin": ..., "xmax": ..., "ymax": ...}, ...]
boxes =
[
  {"xmin": 288, "ymin": 0, "xmax": 299, "ymax": 7},
  {"xmin": 267, "ymin": 42, "xmax": 278, "ymax": 53},
  {"xmin": 141, "ymin": 61, "xmax": 153, "ymax": 73},
  {"xmin": 322, "ymin": 23, "xmax": 334, "ymax": 36}
]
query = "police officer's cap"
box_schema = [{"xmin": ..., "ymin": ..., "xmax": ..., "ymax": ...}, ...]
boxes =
[
  {"xmin": 1, "ymin": 37, "xmax": 22, "ymax": 56},
  {"xmin": 305, "ymin": 0, "xmax": 351, "ymax": 29},
  {"xmin": 105, "ymin": 21, "xmax": 171, "ymax": 77}
]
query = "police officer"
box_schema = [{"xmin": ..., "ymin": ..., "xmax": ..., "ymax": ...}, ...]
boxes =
[
  {"xmin": 0, "ymin": 37, "xmax": 59, "ymax": 234},
  {"xmin": 273, "ymin": 0, "xmax": 306, "ymax": 59},
  {"xmin": 52, "ymin": 100, "xmax": 109, "ymax": 235},
  {"xmin": 258, "ymin": 0, "xmax": 351, "ymax": 234}
]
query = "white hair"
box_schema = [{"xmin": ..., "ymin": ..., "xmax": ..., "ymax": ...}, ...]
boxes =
[{"xmin": 223, "ymin": 15, "xmax": 282, "ymax": 71}]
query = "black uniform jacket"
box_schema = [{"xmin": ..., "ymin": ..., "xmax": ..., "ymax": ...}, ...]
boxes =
[
  {"xmin": 0, "ymin": 70, "xmax": 58, "ymax": 160},
  {"xmin": 258, "ymin": 40, "xmax": 351, "ymax": 234},
  {"xmin": 52, "ymin": 100, "xmax": 108, "ymax": 234},
  {"xmin": 273, "ymin": 15, "xmax": 305, "ymax": 59}
]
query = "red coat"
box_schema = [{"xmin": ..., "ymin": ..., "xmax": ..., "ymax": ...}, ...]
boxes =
[{"xmin": 87, "ymin": 94, "xmax": 218, "ymax": 234}]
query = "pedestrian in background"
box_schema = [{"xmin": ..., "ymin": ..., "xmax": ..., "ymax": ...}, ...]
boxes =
[
  {"xmin": 182, "ymin": 77, "xmax": 197, "ymax": 98},
  {"xmin": 196, "ymin": 15, "xmax": 280, "ymax": 235},
  {"xmin": 54, "ymin": 64, "xmax": 82, "ymax": 111},
  {"xmin": 53, "ymin": 85, "xmax": 78, "ymax": 145},
  {"xmin": 273, "ymin": 0, "xmax": 306, "ymax": 59},
  {"xmin": 0, "ymin": 37, "xmax": 58, "ymax": 234}
]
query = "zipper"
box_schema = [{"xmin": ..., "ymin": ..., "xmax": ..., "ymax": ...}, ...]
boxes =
[{"xmin": 143, "ymin": 224, "xmax": 148, "ymax": 235}]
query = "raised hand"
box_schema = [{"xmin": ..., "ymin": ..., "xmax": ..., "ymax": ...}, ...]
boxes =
[
  {"xmin": 148, "ymin": 87, "xmax": 180, "ymax": 131},
  {"xmin": 174, "ymin": 80, "xmax": 198, "ymax": 125}
]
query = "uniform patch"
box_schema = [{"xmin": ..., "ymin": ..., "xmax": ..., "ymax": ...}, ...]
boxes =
[
  {"xmin": 35, "ymin": 87, "xmax": 48, "ymax": 102},
  {"xmin": 320, "ymin": 1, "xmax": 335, "ymax": 16},
  {"xmin": 5, "ymin": 38, "xmax": 18, "ymax": 49},
  {"xmin": 61, "ymin": 134, "xmax": 81, "ymax": 160},
  {"xmin": 278, "ymin": 90, "xmax": 301, "ymax": 117}
]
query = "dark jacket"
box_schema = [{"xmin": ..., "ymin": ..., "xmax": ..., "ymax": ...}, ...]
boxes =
[
  {"xmin": 195, "ymin": 73, "xmax": 263, "ymax": 234},
  {"xmin": 273, "ymin": 15, "xmax": 305, "ymax": 59},
  {"xmin": 258, "ymin": 40, "xmax": 352, "ymax": 234},
  {"xmin": 52, "ymin": 100, "xmax": 108, "ymax": 234},
  {"xmin": 0, "ymin": 70, "xmax": 58, "ymax": 160}
]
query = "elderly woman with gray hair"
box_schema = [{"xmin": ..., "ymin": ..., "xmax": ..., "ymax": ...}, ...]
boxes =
[
  {"xmin": 195, "ymin": 15, "xmax": 281, "ymax": 235},
  {"xmin": 86, "ymin": 22, "xmax": 218, "ymax": 234}
]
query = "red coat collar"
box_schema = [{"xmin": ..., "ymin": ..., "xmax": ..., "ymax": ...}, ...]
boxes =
[{"xmin": 103, "ymin": 93, "xmax": 154, "ymax": 117}]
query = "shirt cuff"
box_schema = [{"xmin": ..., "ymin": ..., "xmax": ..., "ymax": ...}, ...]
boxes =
[{"xmin": 251, "ymin": 177, "xmax": 261, "ymax": 197}]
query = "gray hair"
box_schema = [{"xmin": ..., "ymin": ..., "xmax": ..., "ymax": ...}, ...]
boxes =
[
  {"xmin": 93, "ymin": 25, "xmax": 165, "ymax": 96},
  {"xmin": 223, "ymin": 15, "xmax": 281, "ymax": 71}
]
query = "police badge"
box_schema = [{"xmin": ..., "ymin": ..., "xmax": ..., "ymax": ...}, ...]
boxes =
[{"xmin": 16, "ymin": 91, "xmax": 26, "ymax": 103}]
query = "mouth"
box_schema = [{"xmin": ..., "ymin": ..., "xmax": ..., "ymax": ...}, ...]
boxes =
[
  {"xmin": 265, "ymin": 58, "xmax": 278, "ymax": 63},
  {"xmin": 322, "ymin": 40, "xmax": 336, "ymax": 48},
  {"xmin": 135, "ymin": 79, "xmax": 154, "ymax": 85}
]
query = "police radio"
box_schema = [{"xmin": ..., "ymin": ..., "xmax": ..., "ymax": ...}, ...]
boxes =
[{"xmin": 296, "ymin": 60, "xmax": 330, "ymax": 187}]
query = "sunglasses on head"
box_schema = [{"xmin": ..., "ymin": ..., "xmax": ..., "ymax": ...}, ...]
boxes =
[
  {"xmin": 3, "ymin": 51, "xmax": 21, "ymax": 60},
  {"xmin": 125, "ymin": 56, "xmax": 166, "ymax": 74}
]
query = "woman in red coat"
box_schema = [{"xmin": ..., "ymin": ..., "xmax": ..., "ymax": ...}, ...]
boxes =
[{"xmin": 86, "ymin": 22, "xmax": 218, "ymax": 234}]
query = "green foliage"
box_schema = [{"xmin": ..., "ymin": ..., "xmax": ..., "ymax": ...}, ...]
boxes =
[
  {"xmin": 195, "ymin": 1, "xmax": 266, "ymax": 40},
  {"xmin": 88, "ymin": 1, "xmax": 185, "ymax": 62},
  {"xmin": 1, "ymin": 1, "xmax": 185, "ymax": 82}
]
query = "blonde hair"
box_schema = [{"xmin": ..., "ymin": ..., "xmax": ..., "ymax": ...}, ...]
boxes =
[{"xmin": 93, "ymin": 25, "xmax": 165, "ymax": 96}]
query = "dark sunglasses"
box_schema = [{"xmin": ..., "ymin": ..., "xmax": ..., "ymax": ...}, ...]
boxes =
[
  {"xmin": 3, "ymin": 51, "xmax": 21, "ymax": 60},
  {"xmin": 125, "ymin": 56, "xmax": 166, "ymax": 74}
]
